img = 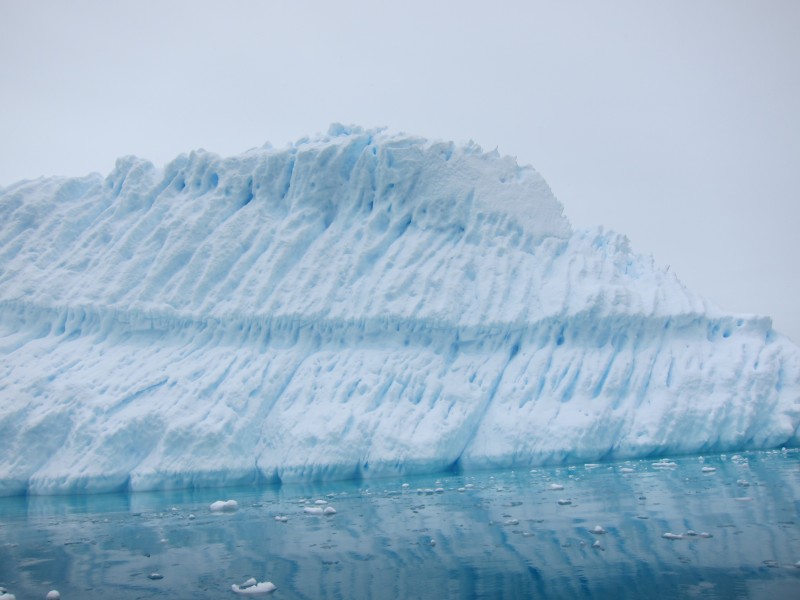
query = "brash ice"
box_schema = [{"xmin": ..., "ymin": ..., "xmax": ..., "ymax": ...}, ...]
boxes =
[{"xmin": 0, "ymin": 125, "xmax": 797, "ymax": 495}]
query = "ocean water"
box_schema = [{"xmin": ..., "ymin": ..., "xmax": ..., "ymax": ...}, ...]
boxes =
[{"xmin": 1, "ymin": 450, "xmax": 798, "ymax": 599}]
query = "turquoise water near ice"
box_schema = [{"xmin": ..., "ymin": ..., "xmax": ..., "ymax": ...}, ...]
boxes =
[{"xmin": 1, "ymin": 450, "xmax": 798, "ymax": 599}]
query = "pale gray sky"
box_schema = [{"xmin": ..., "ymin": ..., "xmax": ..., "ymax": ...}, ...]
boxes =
[{"xmin": 1, "ymin": 0, "xmax": 798, "ymax": 341}]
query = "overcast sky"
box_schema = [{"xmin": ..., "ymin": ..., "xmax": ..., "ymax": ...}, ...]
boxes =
[{"xmin": 1, "ymin": 0, "xmax": 798, "ymax": 342}]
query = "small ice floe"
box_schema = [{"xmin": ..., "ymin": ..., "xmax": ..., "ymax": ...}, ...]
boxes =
[
  {"xmin": 148, "ymin": 572, "xmax": 164, "ymax": 580},
  {"xmin": 274, "ymin": 515, "xmax": 288, "ymax": 522},
  {"xmin": 701, "ymin": 467, "xmax": 717, "ymax": 473},
  {"xmin": 652, "ymin": 460, "xmax": 678, "ymax": 469},
  {"xmin": 429, "ymin": 538, "xmax": 436, "ymax": 546},
  {"xmin": 590, "ymin": 525, "xmax": 606, "ymax": 534},
  {"xmin": 685, "ymin": 530, "xmax": 698, "ymax": 537},
  {"xmin": 401, "ymin": 483, "xmax": 409, "ymax": 488},
  {"xmin": 231, "ymin": 579, "xmax": 277, "ymax": 595},
  {"xmin": 188, "ymin": 514, "xmax": 196, "ymax": 520},
  {"xmin": 662, "ymin": 532, "xmax": 683, "ymax": 540},
  {"xmin": 584, "ymin": 463, "xmax": 601, "ymax": 470},
  {"xmin": 314, "ymin": 499, "xmax": 328, "ymax": 505},
  {"xmin": 548, "ymin": 483, "xmax": 564, "ymax": 491},
  {"xmin": 209, "ymin": 499, "xmax": 239, "ymax": 512},
  {"xmin": 619, "ymin": 467, "xmax": 635, "ymax": 474},
  {"xmin": 457, "ymin": 487, "xmax": 466, "ymax": 492},
  {"xmin": 735, "ymin": 497, "xmax": 753, "ymax": 502},
  {"xmin": 304, "ymin": 506, "xmax": 337, "ymax": 515},
  {"xmin": 794, "ymin": 560, "xmax": 800, "ymax": 569},
  {"xmin": 557, "ymin": 499, "xmax": 572, "ymax": 506},
  {"xmin": 435, "ymin": 487, "xmax": 444, "ymax": 493},
  {"xmin": 0, "ymin": 588, "xmax": 15, "ymax": 600},
  {"xmin": 737, "ymin": 479, "xmax": 750, "ymax": 487},
  {"xmin": 504, "ymin": 519, "xmax": 520, "ymax": 526},
  {"xmin": 46, "ymin": 592, "xmax": 60, "ymax": 600},
  {"xmin": 464, "ymin": 483, "xmax": 474, "ymax": 489},
  {"xmin": 698, "ymin": 532, "xmax": 713, "ymax": 538},
  {"xmin": 592, "ymin": 540, "xmax": 602, "ymax": 549}
]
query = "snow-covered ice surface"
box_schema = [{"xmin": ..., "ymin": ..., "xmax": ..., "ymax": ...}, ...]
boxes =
[{"xmin": 0, "ymin": 125, "xmax": 798, "ymax": 495}]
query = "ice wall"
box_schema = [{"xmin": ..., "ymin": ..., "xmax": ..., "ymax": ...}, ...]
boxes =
[{"xmin": 1, "ymin": 125, "xmax": 798, "ymax": 495}]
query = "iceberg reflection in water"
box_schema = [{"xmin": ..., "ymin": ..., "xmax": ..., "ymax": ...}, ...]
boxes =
[{"xmin": 1, "ymin": 450, "xmax": 798, "ymax": 599}]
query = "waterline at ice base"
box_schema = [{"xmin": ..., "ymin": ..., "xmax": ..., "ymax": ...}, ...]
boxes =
[{"xmin": 0, "ymin": 125, "xmax": 797, "ymax": 496}]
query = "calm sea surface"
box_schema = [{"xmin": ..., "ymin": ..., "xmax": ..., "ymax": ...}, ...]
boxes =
[{"xmin": 1, "ymin": 450, "xmax": 798, "ymax": 599}]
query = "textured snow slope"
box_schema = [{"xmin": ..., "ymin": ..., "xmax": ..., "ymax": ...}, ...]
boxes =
[{"xmin": 1, "ymin": 125, "xmax": 798, "ymax": 495}]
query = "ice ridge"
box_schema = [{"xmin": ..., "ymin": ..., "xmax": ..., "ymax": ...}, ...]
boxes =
[{"xmin": 0, "ymin": 125, "xmax": 798, "ymax": 496}]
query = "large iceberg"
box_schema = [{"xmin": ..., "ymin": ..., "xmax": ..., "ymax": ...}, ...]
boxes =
[{"xmin": 1, "ymin": 125, "xmax": 798, "ymax": 496}]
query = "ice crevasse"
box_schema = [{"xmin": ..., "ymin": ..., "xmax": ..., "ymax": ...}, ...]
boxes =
[{"xmin": 0, "ymin": 124, "xmax": 798, "ymax": 496}]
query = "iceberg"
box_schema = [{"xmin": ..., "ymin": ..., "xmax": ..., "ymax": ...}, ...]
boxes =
[{"xmin": 0, "ymin": 124, "xmax": 798, "ymax": 496}]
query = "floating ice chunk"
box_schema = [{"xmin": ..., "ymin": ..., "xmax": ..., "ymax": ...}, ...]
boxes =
[
  {"xmin": 274, "ymin": 515, "xmax": 288, "ymax": 522},
  {"xmin": 46, "ymin": 592, "xmax": 60, "ymax": 600},
  {"xmin": 0, "ymin": 590, "xmax": 16, "ymax": 600},
  {"xmin": 548, "ymin": 483, "xmax": 564, "ymax": 491},
  {"xmin": 464, "ymin": 484, "xmax": 474, "ymax": 489},
  {"xmin": 401, "ymin": 483, "xmax": 409, "ymax": 488},
  {"xmin": 652, "ymin": 461, "xmax": 678, "ymax": 469},
  {"xmin": 699, "ymin": 532, "xmax": 713, "ymax": 538},
  {"xmin": 239, "ymin": 578, "xmax": 257, "ymax": 588},
  {"xmin": 304, "ymin": 506, "xmax": 337, "ymax": 515},
  {"xmin": 701, "ymin": 467, "xmax": 716, "ymax": 473},
  {"xmin": 592, "ymin": 540, "xmax": 602, "ymax": 549},
  {"xmin": 685, "ymin": 530, "xmax": 698, "ymax": 536},
  {"xmin": 435, "ymin": 487, "xmax": 444, "ymax": 493},
  {"xmin": 584, "ymin": 464, "xmax": 601, "ymax": 469},
  {"xmin": 590, "ymin": 525, "xmax": 606, "ymax": 534},
  {"xmin": 457, "ymin": 487, "xmax": 466, "ymax": 492},
  {"xmin": 209, "ymin": 499, "xmax": 238, "ymax": 512},
  {"xmin": 504, "ymin": 519, "xmax": 520, "ymax": 525},
  {"xmin": 619, "ymin": 467, "xmax": 635, "ymax": 473},
  {"xmin": 231, "ymin": 581, "xmax": 277, "ymax": 595},
  {"xmin": 795, "ymin": 560, "xmax": 800, "ymax": 569},
  {"xmin": 314, "ymin": 499, "xmax": 328, "ymax": 505},
  {"xmin": 148, "ymin": 572, "xmax": 164, "ymax": 580},
  {"xmin": 737, "ymin": 479, "xmax": 750, "ymax": 487},
  {"xmin": 188, "ymin": 513, "xmax": 196, "ymax": 520},
  {"xmin": 557, "ymin": 499, "xmax": 572, "ymax": 505},
  {"xmin": 735, "ymin": 497, "xmax": 753, "ymax": 502},
  {"xmin": 662, "ymin": 532, "xmax": 683, "ymax": 540}
]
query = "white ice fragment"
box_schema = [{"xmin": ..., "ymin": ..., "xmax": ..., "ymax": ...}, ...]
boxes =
[
  {"xmin": 323, "ymin": 506, "xmax": 337, "ymax": 515},
  {"xmin": 303, "ymin": 507, "xmax": 324, "ymax": 515},
  {"xmin": 737, "ymin": 479, "xmax": 750, "ymax": 487},
  {"xmin": 685, "ymin": 530, "xmax": 698, "ymax": 536},
  {"xmin": 652, "ymin": 461, "xmax": 678, "ymax": 469},
  {"xmin": 188, "ymin": 513, "xmax": 196, "ymax": 520},
  {"xmin": 314, "ymin": 499, "xmax": 328, "ymax": 505},
  {"xmin": 209, "ymin": 499, "xmax": 238, "ymax": 512},
  {"xmin": 662, "ymin": 532, "xmax": 683, "ymax": 540},
  {"xmin": 584, "ymin": 463, "xmax": 601, "ymax": 469},
  {"xmin": 240, "ymin": 578, "xmax": 257, "ymax": 588},
  {"xmin": 548, "ymin": 483, "xmax": 564, "ymax": 491},
  {"xmin": 701, "ymin": 467, "xmax": 716, "ymax": 473},
  {"xmin": 557, "ymin": 499, "xmax": 572, "ymax": 505},
  {"xmin": 735, "ymin": 497, "xmax": 753, "ymax": 502},
  {"xmin": 274, "ymin": 516, "xmax": 288, "ymax": 522},
  {"xmin": 435, "ymin": 487, "xmax": 444, "ymax": 493},
  {"xmin": 592, "ymin": 540, "xmax": 602, "ymax": 548},
  {"xmin": 46, "ymin": 592, "xmax": 61, "ymax": 600},
  {"xmin": 619, "ymin": 467, "xmax": 635, "ymax": 473},
  {"xmin": 231, "ymin": 581, "xmax": 277, "ymax": 595},
  {"xmin": 590, "ymin": 525, "xmax": 606, "ymax": 534},
  {"xmin": 504, "ymin": 519, "xmax": 520, "ymax": 525},
  {"xmin": 148, "ymin": 572, "xmax": 164, "ymax": 580},
  {"xmin": 464, "ymin": 484, "xmax": 474, "ymax": 489},
  {"xmin": 699, "ymin": 532, "xmax": 713, "ymax": 538},
  {"xmin": 457, "ymin": 487, "xmax": 466, "ymax": 492},
  {"xmin": 401, "ymin": 483, "xmax": 409, "ymax": 488},
  {"xmin": 429, "ymin": 538, "xmax": 436, "ymax": 546},
  {"xmin": 0, "ymin": 592, "xmax": 16, "ymax": 600}
]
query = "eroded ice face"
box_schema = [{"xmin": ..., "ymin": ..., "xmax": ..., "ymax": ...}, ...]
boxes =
[{"xmin": 0, "ymin": 127, "xmax": 798, "ymax": 495}]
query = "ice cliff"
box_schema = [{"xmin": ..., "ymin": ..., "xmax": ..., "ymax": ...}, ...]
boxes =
[{"xmin": 1, "ymin": 125, "xmax": 798, "ymax": 496}]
